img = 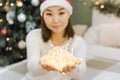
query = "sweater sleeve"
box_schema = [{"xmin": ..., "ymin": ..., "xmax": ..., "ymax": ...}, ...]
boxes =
[
  {"xmin": 66, "ymin": 36, "xmax": 87, "ymax": 80},
  {"xmin": 26, "ymin": 29, "xmax": 47, "ymax": 76}
]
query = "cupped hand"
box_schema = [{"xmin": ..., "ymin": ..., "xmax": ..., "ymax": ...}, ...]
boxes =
[
  {"xmin": 61, "ymin": 64, "xmax": 76, "ymax": 73},
  {"xmin": 40, "ymin": 60, "xmax": 57, "ymax": 71},
  {"xmin": 40, "ymin": 60, "xmax": 76, "ymax": 72}
]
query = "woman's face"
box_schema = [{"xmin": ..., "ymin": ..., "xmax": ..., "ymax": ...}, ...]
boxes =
[{"xmin": 43, "ymin": 6, "xmax": 70, "ymax": 34}]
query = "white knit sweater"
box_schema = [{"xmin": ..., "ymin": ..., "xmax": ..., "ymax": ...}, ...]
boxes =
[{"xmin": 21, "ymin": 29, "xmax": 87, "ymax": 80}]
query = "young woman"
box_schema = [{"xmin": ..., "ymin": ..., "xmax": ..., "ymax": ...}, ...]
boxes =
[{"xmin": 21, "ymin": 0, "xmax": 87, "ymax": 80}]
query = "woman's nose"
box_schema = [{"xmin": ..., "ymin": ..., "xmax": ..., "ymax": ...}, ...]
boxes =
[{"xmin": 53, "ymin": 15, "xmax": 60, "ymax": 23}]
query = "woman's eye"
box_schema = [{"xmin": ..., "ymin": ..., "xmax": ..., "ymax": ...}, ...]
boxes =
[
  {"xmin": 46, "ymin": 13, "xmax": 52, "ymax": 16},
  {"xmin": 59, "ymin": 12, "xmax": 65, "ymax": 15}
]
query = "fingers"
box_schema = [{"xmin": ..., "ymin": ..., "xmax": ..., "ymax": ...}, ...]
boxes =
[
  {"xmin": 41, "ymin": 64, "xmax": 57, "ymax": 71},
  {"xmin": 50, "ymin": 66, "xmax": 57, "ymax": 71},
  {"xmin": 70, "ymin": 64, "xmax": 76, "ymax": 69},
  {"xmin": 62, "ymin": 64, "xmax": 76, "ymax": 73},
  {"xmin": 40, "ymin": 59, "xmax": 76, "ymax": 72}
]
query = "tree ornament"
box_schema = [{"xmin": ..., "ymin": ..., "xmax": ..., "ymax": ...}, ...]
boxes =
[
  {"xmin": 6, "ymin": 47, "xmax": 9, "ymax": 51},
  {"xmin": 17, "ymin": 12, "xmax": 26, "ymax": 23},
  {"xmin": 18, "ymin": 40, "xmax": 26, "ymax": 49},
  {"xmin": 6, "ymin": 8, "xmax": 15, "ymax": 24},
  {"xmin": 8, "ymin": 20, "xmax": 14, "ymax": 25},
  {"xmin": 4, "ymin": 3, "xmax": 11, "ymax": 12},
  {"xmin": 16, "ymin": 1, "xmax": 23, "ymax": 7},
  {"xmin": 31, "ymin": 0, "xmax": 39, "ymax": 6},
  {"xmin": 1, "ymin": 28, "xmax": 7, "ymax": 36}
]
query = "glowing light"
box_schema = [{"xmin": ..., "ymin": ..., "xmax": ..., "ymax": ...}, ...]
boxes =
[
  {"xmin": 0, "ymin": 2, "xmax": 3, "ymax": 6},
  {"xmin": 20, "ymin": 55, "xmax": 24, "ymax": 59},
  {"xmin": 10, "ymin": 3, "xmax": 14, "ymax": 6},
  {"xmin": 95, "ymin": 1, "xmax": 100, "ymax": 5},
  {"xmin": 100, "ymin": 4, "xmax": 105, "ymax": 9},
  {"xmin": 9, "ymin": 47, "xmax": 13, "ymax": 51},
  {"xmin": 16, "ymin": 1, "xmax": 23, "ymax": 7},
  {"xmin": 5, "ymin": 2, "xmax": 9, "ymax": 5},
  {"xmin": 6, "ymin": 37, "xmax": 10, "ymax": 41},
  {"xmin": 0, "ymin": 19, "xmax": 3, "ymax": 23}
]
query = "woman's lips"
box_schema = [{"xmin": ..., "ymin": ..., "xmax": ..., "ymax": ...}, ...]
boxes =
[{"xmin": 53, "ymin": 26, "xmax": 60, "ymax": 29}]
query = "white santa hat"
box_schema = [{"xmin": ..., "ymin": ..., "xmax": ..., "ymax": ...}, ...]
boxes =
[{"xmin": 40, "ymin": 0, "xmax": 73, "ymax": 16}]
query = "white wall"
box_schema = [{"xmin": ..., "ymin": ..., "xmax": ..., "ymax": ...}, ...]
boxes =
[{"xmin": 92, "ymin": 9, "xmax": 120, "ymax": 26}]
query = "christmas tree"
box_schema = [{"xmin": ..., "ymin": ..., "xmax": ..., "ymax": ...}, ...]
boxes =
[
  {"xmin": 0, "ymin": 0, "xmax": 41, "ymax": 66},
  {"xmin": 92, "ymin": 0, "xmax": 120, "ymax": 17}
]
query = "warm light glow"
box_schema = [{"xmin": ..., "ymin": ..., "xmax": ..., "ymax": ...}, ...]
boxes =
[
  {"xmin": 100, "ymin": 4, "xmax": 105, "ymax": 8},
  {"xmin": 16, "ymin": 1, "xmax": 23, "ymax": 7},
  {"xmin": 0, "ymin": 2, "xmax": 3, "ymax": 6},
  {"xmin": 6, "ymin": 37, "xmax": 10, "ymax": 41},
  {"xmin": 20, "ymin": 55, "xmax": 24, "ymax": 59},
  {"xmin": 10, "ymin": 3, "xmax": 14, "ymax": 6},
  {"xmin": 5, "ymin": 2, "xmax": 9, "ymax": 5},
  {"xmin": 0, "ymin": 19, "xmax": 3, "ymax": 23},
  {"xmin": 95, "ymin": 1, "xmax": 100, "ymax": 5},
  {"xmin": 9, "ymin": 47, "xmax": 13, "ymax": 51},
  {"xmin": 41, "ymin": 46, "xmax": 81, "ymax": 72}
]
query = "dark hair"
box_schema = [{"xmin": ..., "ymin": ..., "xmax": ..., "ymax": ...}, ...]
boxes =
[{"xmin": 41, "ymin": 17, "xmax": 75, "ymax": 42}]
